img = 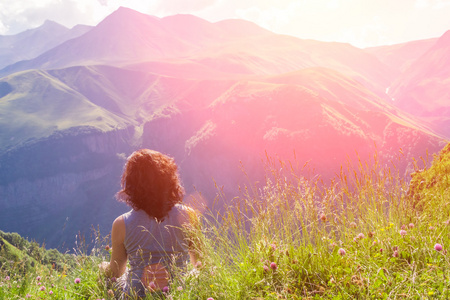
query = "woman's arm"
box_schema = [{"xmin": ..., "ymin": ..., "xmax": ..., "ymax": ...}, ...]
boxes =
[{"xmin": 100, "ymin": 215, "xmax": 128, "ymax": 278}]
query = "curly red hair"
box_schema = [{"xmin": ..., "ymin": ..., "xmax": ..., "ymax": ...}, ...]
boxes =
[{"xmin": 116, "ymin": 149, "xmax": 185, "ymax": 221}]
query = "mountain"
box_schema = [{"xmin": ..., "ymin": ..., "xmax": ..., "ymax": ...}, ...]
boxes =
[
  {"xmin": 0, "ymin": 7, "xmax": 448, "ymax": 249},
  {"xmin": 0, "ymin": 8, "xmax": 392, "ymax": 96},
  {"xmin": 0, "ymin": 20, "xmax": 92, "ymax": 70},
  {"xmin": 388, "ymin": 30, "xmax": 450, "ymax": 137},
  {"xmin": 365, "ymin": 38, "xmax": 438, "ymax": 73}
]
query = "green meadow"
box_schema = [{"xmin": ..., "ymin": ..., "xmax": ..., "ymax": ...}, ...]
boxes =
[{"xmin": 1, "ymin": 143, "xmax": 449, "ymax": 299}]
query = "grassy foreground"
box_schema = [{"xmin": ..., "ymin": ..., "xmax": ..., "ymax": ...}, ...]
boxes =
[{"xmin": 1, "ymin": 144, "xmax": 449, "ymax": 299}]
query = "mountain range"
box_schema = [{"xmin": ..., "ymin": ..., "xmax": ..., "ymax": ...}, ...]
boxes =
[{"xmin": 0, "ymin": 7, "xmax": 448, "ymax": 249}]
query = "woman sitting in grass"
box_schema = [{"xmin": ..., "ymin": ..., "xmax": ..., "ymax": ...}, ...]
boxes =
[{"xmin": 99, "ymin": 149, "xmax": 199, "ymax": 298}]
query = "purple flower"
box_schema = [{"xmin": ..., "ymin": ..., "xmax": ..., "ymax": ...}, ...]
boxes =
[
  {"xmin": 26, "ymin": 294, "xmax": 31, "ymax": 298},
  {"xmin": 319, "ymin": 213, "xmax": 327, "ymax": 222},
  {"xmin": 435, "ymin": 243, "xmax": 443, "ymax": 251},
  {"xmin": 74, "ymin": 278, "xmax": 81, "ymax": 284},
  {"xmin": 338, "ymin": 248, "xmax": 346, "ymax": 256},
  {"xmin": 270, "ymin": 262, "xmax": 277, "ymax": 270},
  {"xmin": 36, "ymin": 276, "xmax": 41, "ymax": 281},
  {"xmin": 149, "ymin": 281, "xmax": 157, "ymax": 291},
  {"xmin": 263, "ymin": 265, "xmax": 269, "ymax": 272},
  {"xmin": 177, "ymin": 286, "xmax": 183, "ymax": 291},
  {"xmin": 111, "ymin": 277, "xmax": 117, "ymax": 283},
  {"xmin": 40, "ymin": 286, "xmax": 46, "ymax": 291},
  {"xmin": 207, "ymin": 298, "xmax": 215, "ymax": 300},
  {"xmin": 4, "ymin": 276, "xmax": 10, "ymax": 281},
  {"xmin": 162, "ymin": 286, "xmax": 169, "ymax": 293},
  {"xmin": 399, "ymin": 230, "xmax": 407, "ymax": 236},
  {"xmin": 49, "ymin": 290, "xmax": 53, "ymax": 295},
  {"xmin": 270, "ymin": 243, "xmax": 277, "ymax": 251},
  {"xmin": 409, "ymin": 223, "xmax": 415, "ymax": 229},
  {"xmin": 357, "ymin": 233, "xmax": 365, "ymax": 239}
]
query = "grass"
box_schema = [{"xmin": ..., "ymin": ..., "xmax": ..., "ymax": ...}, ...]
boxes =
[{"xmin": 1, "ymin": 144, "xmax": 449, "ymax": 299}]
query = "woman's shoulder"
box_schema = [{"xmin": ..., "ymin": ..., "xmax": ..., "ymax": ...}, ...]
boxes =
[{"xmin": 172, "ymin": 204, "xmax": 198, "ymax": 225}]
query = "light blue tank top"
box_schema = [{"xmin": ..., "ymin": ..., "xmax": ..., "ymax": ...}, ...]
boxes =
[{"xmin": 122, "ymin": 204, "xmax": 190, "ymax": 295}]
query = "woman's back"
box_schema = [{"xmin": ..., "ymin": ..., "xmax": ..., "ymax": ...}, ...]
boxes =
[{"xmin": 122, "ymin": 204, "xmax": 190, "ymax": 295}]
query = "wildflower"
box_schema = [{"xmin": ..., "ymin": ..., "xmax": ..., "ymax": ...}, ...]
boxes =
[
  {"xmin": 49, "ymin": 290, "xmax": 53, "ymax": 295},
  {"xmin": 177, "ymin": 286, "xmax": 183, "ymax": 291},
  {"xmin": 207, "ymin": 298, "xmax": 215, "ymax": 300},
  {"xmin": 319, "ymin": 213, "xmax": 327, "ymax": 222},
  {"xmin": 357, "ymin": 233, "xmax": 365, "ymax": 239},
  {"xmin": 368, "ymin": 231, "xmax": 375, "ymax": 238},
  {"xmin": 105, "ymin": 245, "xmax": 110, "ymax": 251},
  {"xmin": 372, "ymin": 240, "xmax": 377, "ymax": 246},
  {"xmin": 26, "ymin": 294, "xmax": 31, "ymax": 298},
  {"xmin": 429, "ymin": 226, "xmax": 435, "ymax": 230},
  {"xmin": 270, "ymin": 243, "xmax": 277, "ymax": 251},
  {"xmin": 393, "ymin": 246, "xmax": 398, "ymax": 251},
  {"xmin": 350, "ymin": 222, "xmax": 357, "ymax": 228},
  {"xmin": 162, "ymin": 286, "xmax": 169, "ymax": 293},
  {"xmin": 401, "ymin": 224, "xmax": 406, "ymax": 230},
  {"xmin": 409, "ymin": 223, "xmax": 414, "ymax": 229},
  {"xmin": 353, "ymin": 237, "xmax": 358, "ymax": 243},
  {"xmin": 149, "ymin": 281, "xmax": 157, "ymax": 291},
  {"xmin": 36, "ymin": 276, "xmax": 41, "ymax": 281},
  {"xmin": 4, "ymin": 276, "xmax": 10, "ymax": 281},
  {"xmin": 74, "ymin": 278, "xmax": 81, "ymax": 284},
  {"xmin": 338, "ymin": 248, "xmax": 346, "ymax": 256},
  {"xmin": 380, "ymin": 248, "xmax": 383, "ymax": 253},
  {"xmin": 40, "ymin": 286, "xmax": 46, "ymax": 291},
  {"xmin": 399, "ymin": 230, "xmax": 407, "ymax": 237},
  {"xmin": 108, "ymin": 289, "xmax": 114, "ymax": 297},
  {"xmin": 434, "ymin": 243, "xmax": 443, "ymax": 251},
  {"xmin": 195, "ymin": 261, "xmax": 202, "ymax": 269},
  {"xmin": 393, "ymin": 250, "xmax": 399, "ymax": 257},
  {"xmin": 111, "ymin": 277, "xmax": 117, "ymax": 283},
  {"xmin": 270, "ymin": 262, "xmax": 277, "ymax": 270}
]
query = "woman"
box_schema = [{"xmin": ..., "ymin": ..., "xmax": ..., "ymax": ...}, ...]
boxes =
[{"xmin": 99, "ymin": 149, "xmax": 199, "ymax": 298}]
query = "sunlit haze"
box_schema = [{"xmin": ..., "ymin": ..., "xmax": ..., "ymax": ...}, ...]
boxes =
[{"xmin": 1, "ymin": 0, "xmax": 450, "ymax": 48}]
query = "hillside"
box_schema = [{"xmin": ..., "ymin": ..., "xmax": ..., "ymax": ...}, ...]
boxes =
[
  {"xmin": 389, "ymin": 30, "xmax": 450, "ymax": 137},
  {"xmin": 0, "ymin": 7, "xmax": 448, "ymax": 249}
]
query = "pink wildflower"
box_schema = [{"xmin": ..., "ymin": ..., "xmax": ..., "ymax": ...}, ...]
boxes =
[
  {"xmin": 409, "ymin": 223, "xmax": 414, "ymax": 229},
  {"xmin": 26, "ymin": 294, "xmax": 31, "ymax": 298},
  {"xmin": 40, "ymin": 286, "xmax": 46, "ymax": 291},
  {"xmin": 338, "ymin": 248, "xmax": 346, "ymax": 256},
  {"xmin": 149, "ymin": 281, "xmax": 157, "ymax": 291},
  {"xmin": 207, "ymin": 298, "xmax": 215, "ymax": 300},
  {"xmin": 162, "ymin": 286, "xmax": 169, "ymax": 293},
  {"xmin": 270, "ymin": 262, "xmax": 277, "ymax": 270},
  {"xmin": 270, "ymin": 243, "xmax": 277, "ymax": 251},
  {"xmin": 263, "ymin": 265, "xmax": 269, "ymax": 272},
  {"xmin": 399, "ymin": 230, "xmax": 407, "ymax": 236},
  {"xmin": 36, "ymin": 276, "xmax": 41, "ymax": 281},
  {"xmin": 319, "ymin": 213, "xmax": 327, "ymax": 222},
  {"xmin": 105, "ymin": 245, "xmax": 110, "ymax": 251},
  {"xmin": 49, "ymin": 290, "xmax": 53, "ymax": 295},
  {"xmin": 393, "ymin": 250, "xmax": 399, "ymax": 257},
  {"xmin": 5, "ymin": 276, "xmax": 10, "ymax": 281},
  {"xmin": 401, "ymin": 224, "xmax": 406, "ymax": 230},
  {"xmin": 196, "ymin": 261, "xmax": 202, "ymax": 269},
  {"xmin": 350, "ymin": 222, "xmax": 357, "ymax": 228},
  {"xmin": 74, "ymin": 278, "xmax": 81, "ymax": 284},
  {"xmin": 435, "ymin": 243, "xmax": 443, "ymax": 251},
  {"xmin": 357, "ymin": 233, "xmax": 365, "ymax": 239},
  {"xmin": 177, "ymin": 286, "xmax": 183, "ymax": 291}
]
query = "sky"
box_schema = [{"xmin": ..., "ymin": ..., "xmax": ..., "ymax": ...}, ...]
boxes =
[{"xmin": 1, "ymin": 0, "xmax": 450, "ymax": 48}]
